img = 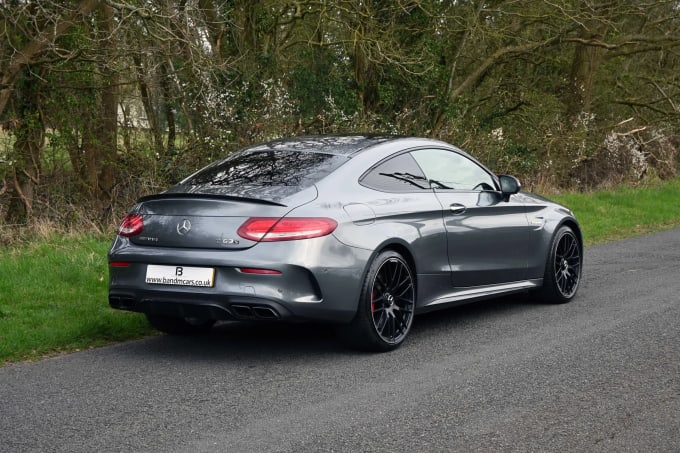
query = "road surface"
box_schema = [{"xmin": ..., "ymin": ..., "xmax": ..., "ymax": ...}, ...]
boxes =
[{"xmin": 1, "ymin": 229, "xmax": 679, "ymax": 452}]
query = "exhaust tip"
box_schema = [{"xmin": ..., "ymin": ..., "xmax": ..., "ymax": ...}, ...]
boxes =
[
  {"xmin": 252, "ymin": 306, "xmax": 279, "ymax": 320},
  {"xmin": 230, "ymin": 304, "xmax": 280, "ymax": 320},
  {"xmin": 231, "ymin": 305, "xmax": 254, "ymax": 318}
]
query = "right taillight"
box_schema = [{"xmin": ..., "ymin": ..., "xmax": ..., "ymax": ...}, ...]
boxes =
[
  {"xmin": 117, "ymin": 213, "xmax": 144, "ymax": 237},
  {"xmin": 237, "ymin": 217, "xmax": 337, "ymax": 242}
]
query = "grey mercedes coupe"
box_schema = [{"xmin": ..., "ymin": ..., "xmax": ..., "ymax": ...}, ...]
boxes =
[{"xmin": 108, "ymin": 135, "xmax": 582, "ymax": 351}]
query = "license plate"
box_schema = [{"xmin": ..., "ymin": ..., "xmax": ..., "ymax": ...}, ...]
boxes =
[{"xmin": 145, "ymin": 265, "xmax": 215, "ymax": 287}]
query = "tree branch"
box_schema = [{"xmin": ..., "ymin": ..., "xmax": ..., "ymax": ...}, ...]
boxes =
[{"xmin": 0, "ymin": 0, "xmax": 101, "ymax": 117}]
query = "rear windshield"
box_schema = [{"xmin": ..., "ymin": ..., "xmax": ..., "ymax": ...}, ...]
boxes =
[{"xmin": 167, "ymin": 150, "xmax": 349, "ymax": 200}]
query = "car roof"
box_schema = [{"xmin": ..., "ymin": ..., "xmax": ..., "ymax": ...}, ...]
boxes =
[{"xmin": 245, "ymin": 135, "xmax": 399, "ymax": 156}]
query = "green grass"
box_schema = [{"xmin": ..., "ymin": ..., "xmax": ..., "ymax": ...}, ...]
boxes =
[
  {"xmin": 552, "ymin": 177, "xmax": 680, "ymax": 245},
  {"xmin": 2, "ymin": 177, "xmax": 680, "ymax": 364},
  {"xmin": 0, "ymin": 235, "xmax": 153, "ymax": 365}
]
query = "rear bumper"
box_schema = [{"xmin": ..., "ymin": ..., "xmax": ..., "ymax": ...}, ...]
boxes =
[{"xmin": 108, "ymin": 236, "xmax": 372, "ymax": 324}]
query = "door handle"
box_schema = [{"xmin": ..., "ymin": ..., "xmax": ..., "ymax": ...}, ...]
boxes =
[{"xmin": 449, "ymin": 203, "xmax": 467, "ymax": 214}]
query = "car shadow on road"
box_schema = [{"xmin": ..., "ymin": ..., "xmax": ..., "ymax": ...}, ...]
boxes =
[{"xmin": 124, "ymin": 293, "xmax": 540, "ymax": 362}]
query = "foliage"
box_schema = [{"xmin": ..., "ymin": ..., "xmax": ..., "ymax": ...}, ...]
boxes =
[{"xmin": 1, "ymin": 0, "xmax": 680, "ymax": 229}]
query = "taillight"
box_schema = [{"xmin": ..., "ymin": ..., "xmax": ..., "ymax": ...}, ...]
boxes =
[
  {"xmin": 237, "ymin": 217, "xmax": 337, "ymax": 242},
  {"xmin": 117, "ymin": 213, "xmax": 144, "ymax": 237}
]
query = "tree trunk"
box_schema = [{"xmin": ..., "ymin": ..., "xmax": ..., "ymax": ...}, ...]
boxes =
[
  {"xmin": 432, "ymin": 0, "xmax": 485, "ymax": 135},
  {"xmin": 133, "ymin": 53, "xmax": 164, "ymax": 157},
  {"xmin": 93, "ymin": 2, "xmax": 119, "ymax": 222},
  {"xmin": 563, "ymin": 19, "xmax": 610, "ymax": 124},
  {"xmin": 74, "ymin": 2, "xmax": 119, "ymax": 222},
  {"xmin": 5, "ymin": 69, "xmax": 44, "ymax": 224},
  {"xmin": 159, "ymin": 62, "xmax": 176, "ymax": 155},
  {"xmin": 198, "ymin": 0, "xmax": 225, "ymax": 61},
  {"xmin": 354, "ymin": 37, "xmax": 380, "ymax": 115}
]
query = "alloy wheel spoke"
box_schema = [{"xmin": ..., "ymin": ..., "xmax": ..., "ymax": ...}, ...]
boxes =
[
  {"xmin": 566, "ymin": 237, "xmax": 578, "ymax": 257},
  {"xmin": 395, "ymin": 311, "xmax": 410, "ymax": 332},
  {"xmin": 372, "ymin": 294, "xmax": 385, "ymax": 304},
  {"xmin": 376, "ymin": 311, "xmax": 389, "ymax": 333},
  {"xmin": 375, "ymin": 275, "xmax": 387, "ymax": 294},
  {"xmin": 388, "ymin": 315, "xmax": 397, "ymax": 339},
  {"xmin": 389, "ymin": 261, "xmax": 402, "ymax": 288},
  {"xmin": 395, "ymin": 295, "xmax": 413, "ymax": 309},
  {"xmin": 395, "ymin": 278, "xmax": 413, "ymax": 297}
]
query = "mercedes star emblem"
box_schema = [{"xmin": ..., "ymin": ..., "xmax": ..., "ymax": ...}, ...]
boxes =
[{"xmin": 176, "ymin": 219, "xmax": 192, "ymax": 235}]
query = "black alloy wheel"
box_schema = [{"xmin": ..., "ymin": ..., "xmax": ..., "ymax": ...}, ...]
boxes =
[
  {"xmin": 370, "ymin": 256, "xmax": 415, "ymax": 344},
  {"xmin": 338, "ymin": 250, "xmax": 416, "ymax": 352},
  {"xmin": 537, "ymin": 226, "xmax": 582, "ymax": 304},
  {"xmin": 553, "ymin": 228, "xmax": 581, "ymax": 298}
]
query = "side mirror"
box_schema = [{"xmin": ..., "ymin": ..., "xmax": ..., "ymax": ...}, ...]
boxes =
[{"xmin": 499, "ymin": 175, "xmax": 521, "ymax": 201}]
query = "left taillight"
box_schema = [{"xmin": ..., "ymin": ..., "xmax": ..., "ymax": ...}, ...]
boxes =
[
  {"xmin": 117, "ymin": 213, "xmax": 144, "ymax": 237},
  {"xmin": 237, "ymin": 217, "xmax": 337, "ymax": 242}
]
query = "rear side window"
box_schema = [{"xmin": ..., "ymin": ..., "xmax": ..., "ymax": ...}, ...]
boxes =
[
  {"xmin": 173, "ymin": 150, "xmax": 348, "ymax": 196},
  {"xmin": 360, "ymin": 152, "xmax": 430, "ymax": 192}
]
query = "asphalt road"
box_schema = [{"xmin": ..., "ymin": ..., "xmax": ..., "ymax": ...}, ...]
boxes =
[{"xmin": 1, "ymin": 229, "xmax": 679, "ymax": 452}]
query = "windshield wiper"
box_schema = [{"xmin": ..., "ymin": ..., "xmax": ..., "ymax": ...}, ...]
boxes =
[
  {"xmin": 379, "ymin": 172, "xmax": 429, "ymax": 189},
  {"xmin": 428, "ymin": 179, "xmax": 453, "ymax": 189}
]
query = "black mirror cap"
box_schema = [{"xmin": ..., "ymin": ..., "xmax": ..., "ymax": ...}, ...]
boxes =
[{"xmin": 499, "ymin": 175, "xmax": 521, "ymax": 201}]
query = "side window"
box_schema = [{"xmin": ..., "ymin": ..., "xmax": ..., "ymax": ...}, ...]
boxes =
[
  {"xmin": 411, "ymin": 148, "xmax": 496, "ymax": 191},
  {"xmin": 360, "ymin": 152, "xmax": 430, "ymax": 192}
]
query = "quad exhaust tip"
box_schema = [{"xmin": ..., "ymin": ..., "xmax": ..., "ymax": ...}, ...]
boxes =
[{"xmin": 231, "ymin": 304, "xmax": 279, "ymax": 320}]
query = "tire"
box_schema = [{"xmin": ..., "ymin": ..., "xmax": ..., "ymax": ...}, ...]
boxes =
[
  {"xmin": 535, "ymin": 226, "xmax": 582, "ymax": 304},
  {"xmin": 338, "ymin": 250, "xmax": 416, "ymax": 352},
  {"xmin": 145, "ymin": 314, "xmax": 215, "ymax": 335}
]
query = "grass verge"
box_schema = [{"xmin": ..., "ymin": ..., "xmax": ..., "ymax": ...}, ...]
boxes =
[
  {"xmin": 552, "ymin": 177, "xmax": 680, "ymax": 245},
  {"xmin": 0, "ymin": 235, "xmax": 153, "ymax": 365},
  {"xmin": 2, "ymin": 177, "xmax": 680, "ymax": 364}
]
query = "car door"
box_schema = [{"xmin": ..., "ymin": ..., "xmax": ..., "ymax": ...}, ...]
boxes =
[
  {"xmin": 357, "ymin": 151, "xmax": 450, "ymax": 283},
  {"xmin": 410, "ymin": 148, "xmax": 532, "ymax": 287}
]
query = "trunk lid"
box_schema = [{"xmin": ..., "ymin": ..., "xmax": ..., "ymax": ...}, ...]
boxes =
[{"xmin": 129, "ymin": 191, "xmax": 311, "ymax": 250}]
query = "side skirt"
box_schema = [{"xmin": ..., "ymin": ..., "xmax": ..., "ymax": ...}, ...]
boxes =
[{"xmin": 415, "ymin": 279, "xmax": 542, "ymax": 314}]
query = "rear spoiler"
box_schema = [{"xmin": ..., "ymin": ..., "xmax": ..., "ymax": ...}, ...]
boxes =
[{"xmin": 137, "ymin": 192, "xmax": 286, "ymax": 207}]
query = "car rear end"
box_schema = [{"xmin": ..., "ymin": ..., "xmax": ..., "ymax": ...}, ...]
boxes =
[{"xmin": 108, "ymin": 144, "xmax": 369, "ymax": 325}]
